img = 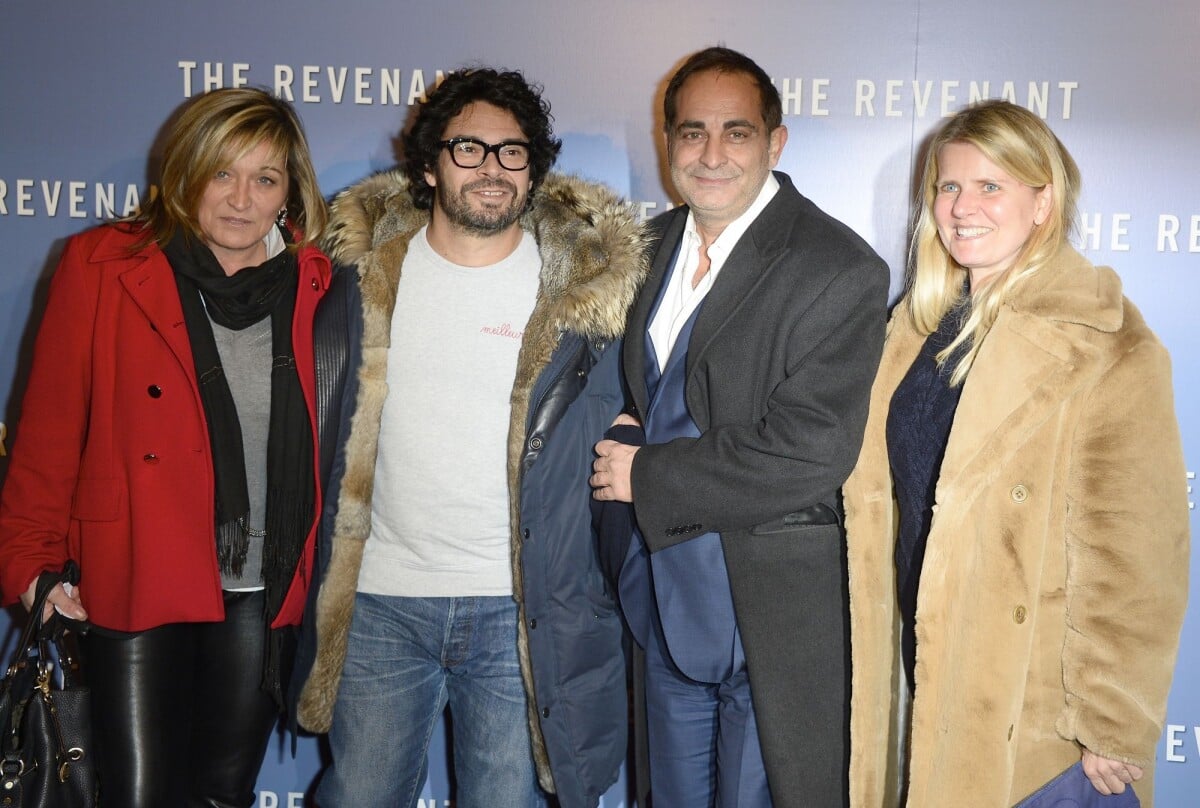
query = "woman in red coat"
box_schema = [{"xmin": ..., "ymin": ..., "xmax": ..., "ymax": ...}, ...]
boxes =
[{"xmin": 0, "ymin": 88, "xmax": 331, "ymax": 807}]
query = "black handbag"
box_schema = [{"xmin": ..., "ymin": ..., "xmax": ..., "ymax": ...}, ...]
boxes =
[{"xmin": 0, "ymin": 562, "xmax": 96, "ymax": 808}]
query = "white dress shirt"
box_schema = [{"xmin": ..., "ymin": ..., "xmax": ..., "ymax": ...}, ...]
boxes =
[{"xmin": 648, "ymin": 173, "xmax": 780, "ymax": 371}]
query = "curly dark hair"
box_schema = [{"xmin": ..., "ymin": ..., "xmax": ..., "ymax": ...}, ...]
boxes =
[
  {"xmin": 403, "ymin": 67, "xmax": 562, "ymax": 210},
  {"xmin": 663, "ymin": 47, "xmax": 782, "ymax": 133}
]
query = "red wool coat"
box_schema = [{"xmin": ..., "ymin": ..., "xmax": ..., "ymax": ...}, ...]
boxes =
[{"xmin": 0, "ymin": 224, "xmax": 330, "ymax": 631}]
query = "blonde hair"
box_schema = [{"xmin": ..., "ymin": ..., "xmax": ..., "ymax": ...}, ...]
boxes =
[
  {"xmin": 906, "ymin": 100, "xmax": 1080, "ymax": 385},
  {"xmin": 131, "ymin": 87, "xmax": 327, "ymax": 250}
]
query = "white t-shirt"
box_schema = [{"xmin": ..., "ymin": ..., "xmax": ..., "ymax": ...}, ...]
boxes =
[{"xmin": 358, "ymin": 226, "xmax": 540, "ymax": 597}]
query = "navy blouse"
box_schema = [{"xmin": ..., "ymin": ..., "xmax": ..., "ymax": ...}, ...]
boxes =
[{"xmin": 886, "ymin": 299, "xmax": 969, "ymax": 690}]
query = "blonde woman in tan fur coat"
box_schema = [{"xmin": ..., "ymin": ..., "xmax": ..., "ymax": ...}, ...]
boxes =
[{"xmin": 844, "ymin": 101, "xmax": 1189, "ymax": 807}]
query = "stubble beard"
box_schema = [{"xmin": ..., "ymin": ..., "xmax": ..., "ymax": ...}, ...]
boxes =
[{"xmin": 436, "ymin": 178, "xmax": 526, "ymax": 235}]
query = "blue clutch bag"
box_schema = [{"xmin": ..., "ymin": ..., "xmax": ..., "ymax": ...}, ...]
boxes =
[{"xmin": 1016, "ymin": 761, "xmax": 1140, "ymax": 807}]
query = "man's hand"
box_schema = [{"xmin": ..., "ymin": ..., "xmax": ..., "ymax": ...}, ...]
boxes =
[
  {"xmin": 1081, "ymin": 748, "xmax": 1143, "ymax": 795},
  {"xmin": 20, "ymin": 577, "xmax": 88, "ymax": 623},
  {"xmin": 591, "ymin": 413, "xmax": 642, "ymax": 502}
]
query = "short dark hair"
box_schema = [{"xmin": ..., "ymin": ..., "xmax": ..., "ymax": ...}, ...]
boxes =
[
  {"xmin": 403, "ymin": 67, "xmax": 562, "ymax": 210},
  {"xmin": 663, "ymin": 47, "xmax": 782, "ymax": 133}
]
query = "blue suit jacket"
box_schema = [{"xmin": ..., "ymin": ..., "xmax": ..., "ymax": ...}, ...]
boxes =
[{"xmin": 618, "ymin": 271, "xmax": 742, "ymax": 684}]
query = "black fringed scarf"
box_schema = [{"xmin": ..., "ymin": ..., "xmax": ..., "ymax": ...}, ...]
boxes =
[{"xmin": 164, "ymin": 229, "xmax": 314, "ymax": 707}]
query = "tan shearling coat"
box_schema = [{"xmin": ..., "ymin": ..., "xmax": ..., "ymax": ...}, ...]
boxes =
[{"xmin": 844, "ymin": 245, "xmax": 1189, "ymax": 807}]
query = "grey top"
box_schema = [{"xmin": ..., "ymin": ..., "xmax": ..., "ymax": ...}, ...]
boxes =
[{"xmin": 211, "ymin": 313, "xmax": 272, "ymax": 590}]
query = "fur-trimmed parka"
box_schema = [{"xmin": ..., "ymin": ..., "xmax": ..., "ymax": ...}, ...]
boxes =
[
  {"xmin": 844, "ymin": 245, "xmax": 1189, "ymax": 807},
  {"xmin": 292, "ymin": 171, "xmax": 646, "ymax": 807}
]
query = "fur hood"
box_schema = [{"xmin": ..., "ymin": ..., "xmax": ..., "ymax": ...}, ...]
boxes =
[
  {"xmin": 322, "ymin": 170, "xmax": 645, "ymax": 341},
  {"xmin": 296, "ymin": 170, "xmax": 647, "ymax": 794}
]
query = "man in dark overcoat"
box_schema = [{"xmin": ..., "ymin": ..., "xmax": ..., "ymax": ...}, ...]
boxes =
[{"xmin": 592, "ymin": 46, "xmax": 889, "ymax": 807}]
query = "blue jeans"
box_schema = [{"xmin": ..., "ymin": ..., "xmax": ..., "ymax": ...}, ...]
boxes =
[{"xmin": 316, "ymin": 593, "xmax": 547, "ymax": 808}]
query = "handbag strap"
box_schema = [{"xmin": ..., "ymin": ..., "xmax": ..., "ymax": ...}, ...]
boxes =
[{"xmin": 5, "ymin": 561, "xmax": 85, "ymax": 676}]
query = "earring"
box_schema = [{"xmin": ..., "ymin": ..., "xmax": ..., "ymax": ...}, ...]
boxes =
[{"xmin": 276, "ymin": 207, "xmax": 288, "ymax": 227}]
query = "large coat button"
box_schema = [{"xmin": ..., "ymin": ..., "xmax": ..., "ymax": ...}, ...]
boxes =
[
  {"xmin": 1013, "ymin": 605, "xmax": 1027, "ymax": 624},
  {"xmin": 147, "ymin": 385, "xmax": 162, "ymax": 398},
  {"xmin": 1010, "ymin": 484, "xmax": 1029, "ymax": 503}
]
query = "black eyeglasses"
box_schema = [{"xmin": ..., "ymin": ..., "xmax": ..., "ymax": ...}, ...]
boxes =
[{"xmin": 440, "ymin": 138, "xmax": 532, "ymax": 171}]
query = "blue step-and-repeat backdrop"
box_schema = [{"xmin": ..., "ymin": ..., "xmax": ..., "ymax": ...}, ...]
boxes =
[{"xmin": 1, "ymin": 2, "xmax": 1196, "ymax": 805}]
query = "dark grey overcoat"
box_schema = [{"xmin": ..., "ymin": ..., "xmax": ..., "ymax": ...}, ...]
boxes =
[{"xmin": 626, "ymin": 171, "xmax": 890, "ymax": 807}]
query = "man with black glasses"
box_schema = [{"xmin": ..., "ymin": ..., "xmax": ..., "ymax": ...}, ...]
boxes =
[{"xmin": 292, "ymin": 68, "xmax": 646, "ymax": 808}]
